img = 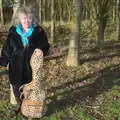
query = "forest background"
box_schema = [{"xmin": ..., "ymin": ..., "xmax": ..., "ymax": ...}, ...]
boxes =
[{"xmin": 0, "ymin": 0, "xmax": 120, "ymax": 120}]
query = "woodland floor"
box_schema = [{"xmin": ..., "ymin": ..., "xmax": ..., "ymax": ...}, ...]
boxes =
[{"xmin": 0, "ymin": 23, "xmax": 120, "ymax": 120}]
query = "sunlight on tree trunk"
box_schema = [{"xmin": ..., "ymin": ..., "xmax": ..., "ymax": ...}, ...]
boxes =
[
  {"xmin": 0, "ymin": 0, "xmax": 4, "ymax": 25},
  {"xmin": 66, "ymin": 0, "xmax": 82, "ymax": 67},
  {"xmin": 39, "ymin": 0, "xmax": 42, "ymax": 25}
]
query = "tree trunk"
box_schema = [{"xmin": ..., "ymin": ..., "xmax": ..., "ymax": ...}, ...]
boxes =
[
  {"xmin": 23, "ymin": 0, "xmax": 26, "ymax": 5},
  {"xmin": 68, "ymin": 10, "xmax": 71, "ymax": 22},
  {"xmin": 12, "ymin": 0, "xmax": 21, "ymax": 19},
  {"xmin": 116, "ymin": 0, "xmax": 120, "ymax": 41},
  {"xmin": 97, "ymin": 23, "xmax": 104, "ymax": 49},
  {"xmin": 39, "ymin": 0, "xmax": 42, "ymax": 25},
  {"xmin": 58, "ymin": 0, "xmax": 63, "ymax": 24},
  {"xmin": 0, "ymin": 0, "xmax": 4, "ymax": 25},
  {"xmin": 66, "ymin": 0, "xmax": 82, "ymax": 66},
  {"xmin": 94, "ymin": 0, "xmax": 111, "ymax": 49},
  {"xmin": 43, "ymin": 0, "xmax": 46, "ymax": 23},
  {"xmin": 112, "ymin": 2, "xmax": 116, "ymax": 23},
  {"xmin": 51, "ymin": 0, "xmax": 55, "ymax": 44}
]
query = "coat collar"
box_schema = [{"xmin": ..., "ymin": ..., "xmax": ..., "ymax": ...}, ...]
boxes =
[{"xmin": 9, "ymin": 25, "xmax": 43, "ymax": 39}]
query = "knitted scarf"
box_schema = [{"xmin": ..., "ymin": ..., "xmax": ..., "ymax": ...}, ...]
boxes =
[{"xmin": 16, "ymin": 24, "xmax": 34, "ymax": 47}]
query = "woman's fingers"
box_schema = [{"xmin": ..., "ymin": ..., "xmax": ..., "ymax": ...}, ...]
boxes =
[{"xmin": 35, "ymin": 49, "xmax": 42, "ymax": 56}]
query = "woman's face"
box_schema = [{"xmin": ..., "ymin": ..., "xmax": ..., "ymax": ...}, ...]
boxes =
[{"xmin": 19, "ymin": 12, "xmax": 33, "ymax": 30}]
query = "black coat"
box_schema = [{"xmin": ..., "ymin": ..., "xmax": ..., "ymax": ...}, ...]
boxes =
[{"xmin": 0, "ymin": 25, "xmax": 49, "ymax": 85}]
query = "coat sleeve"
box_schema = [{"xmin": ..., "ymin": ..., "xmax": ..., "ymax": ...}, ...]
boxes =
[
  {"xmin": 35, "ymin": 27, "xmax": 50, "ymax": 56},
  {"xmin": 0, "ymin": 32, "xmax": 13, "ymax": 67}
]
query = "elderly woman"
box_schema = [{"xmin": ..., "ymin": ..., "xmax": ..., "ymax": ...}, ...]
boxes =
[{"xmin": 0, "ymin": 6, "xmax": 49, "ymax": 114}]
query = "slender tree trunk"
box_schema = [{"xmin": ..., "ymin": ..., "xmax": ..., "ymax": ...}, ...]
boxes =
[
  {"xmin": 36, "ymin": 0, "xmax": 42, "ymax": 25},
  {"xmin": 116, "ymin": 0, "xmax": 120, "ymax": 41},
  {"xmin": 0, "ymin": 0, "xmax": 4, "ymax": 24},
  {"xmin": 43, "ymin": 0, "xmax": 46, "ymax": 23},
  {"xmin": 113, "ymin": 3, "xmax": 116, "ymax": 23},
  {"xmin": 97, "ymin": 23, "xmax": 104, "ymax": 49},
  {"xmin": 67, "ymin": 0, "xmax": 73, "ymax": 22},
  {"xmin": 94, "ymin": 0, "xmax": 110, "ymax": 50},
  {"xmin": 12, "ymin": 0, "xmax": 21, "ymax": 19},
  {"xmin": 68, "ymin": 10, "xmax": 71, "ymax": 22},
  {"xmin": 51, "ymin": 0, "xmax": 55, "ymax": 44},
  {"xmin": 23, "ymin": 0, "xmax": 26, "ymax": 5},
  {"xmin": 96, "ymin": 15, "xmax": 108, "ymax": 50},
  {"xmin": 58, "ymin": 0, "xmax": 63, "ymax": 24},
  {"xmin": 39, "ymin": 0, "xmax": 42, "ymax": 25},
  {"xmin": 66, "ymin": 0, "xmax": 82, "ymax": 66},
  {"xmin": 89, "ymin": 10, "xmax": 93, "ymax": 32}
]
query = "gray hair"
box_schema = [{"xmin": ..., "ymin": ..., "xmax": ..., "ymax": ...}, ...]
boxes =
[{"xmin": 12, "ymin": 6, "xmax": 39, "ymax": 27}]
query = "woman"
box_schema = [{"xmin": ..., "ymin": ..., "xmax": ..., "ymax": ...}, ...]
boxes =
[{"xmin": 0, "ymin": 6, "xmax": 49, "ymax": 114}]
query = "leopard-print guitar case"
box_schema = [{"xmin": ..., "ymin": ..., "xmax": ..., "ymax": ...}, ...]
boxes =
[{"xmin": 20, "ymin": 49, "xmax": 47, "ymax": 118}]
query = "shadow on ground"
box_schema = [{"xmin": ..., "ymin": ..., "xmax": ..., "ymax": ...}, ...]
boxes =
[{"xmin": 46, "ymin": 63, "xmax": 120, "ymax": 116}]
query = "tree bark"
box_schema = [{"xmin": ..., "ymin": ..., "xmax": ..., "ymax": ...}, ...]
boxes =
[
  {"xmin": 116, "ymin": 0, "xmax": 120, "ymax": 41},
  {"xmin": 66, "ymin": 0, "xmax": 82, "ymax": 66},
  {"xmin": 0, "ymin": 0, "xmax": 4, "ymax": 25},
  {"xmin": 51, "ymin": 0, "xmax": 55, "ymax": 44},
  {"xmin": 97, "ymin": 23, "xmax": 104, "ymax": 49},
  {"xmin": 112, "ymin": 1, "xmax": 116, "ymax": 23},
  {"xmin": 43, "ymin": 0, "xmax": 46, "ymax": 23},
  {"xmin": 39, "ymin": 0, "xmax": 42, "ymax": 25},
  {"xmin": 94, "ymin": 0, "xmax": 111, "ymax": 49},
  {"xmin": 12, "ymin": 0, "xmax": 21, "ymax": 20}
]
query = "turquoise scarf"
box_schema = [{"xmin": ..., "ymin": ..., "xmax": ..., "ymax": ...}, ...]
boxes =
[{"xmin": 16, "ymin": 24, "xmax": 34, "ymax": 47}]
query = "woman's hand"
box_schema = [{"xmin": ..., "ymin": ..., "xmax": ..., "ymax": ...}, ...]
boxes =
[{"xmin": 35, "ymin": 49, "xmax": 42, "ymax": 56}]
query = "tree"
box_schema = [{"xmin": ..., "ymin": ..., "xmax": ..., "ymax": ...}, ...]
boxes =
[
  {"xmin": 116, "ymin": 0, "xmax": 120, "ymax": 41},
  {"xmin": 43, "ymin": 0, "xmax": 46, "ymax": 23},
  {"xmin": 93, "ymin": 0, "xmax": 112, "ymax": 49},
  {"xmin": 12, "ymin": 0, "xmax": 21, "ymax": 19},
  {"xmin": 23, "ymin": 0, "xmax": 26, "ymax": 5},
  {"xmin": 36, "ymin": 0, "xmax": 42, "ymax": 25},
  {"xmin": 51, "ymin": 0, "xmax": 55, "ymax": 44},
  {"xmin": 57, "ymin": 0, "xmax": 63, "ymax": 24},
  {"xmin": 65, "ymin": 0, "xmax": 73, "ymax": 22},
  {"xmin": 66, "ymin": 0, "xmax": 82, "ymax": 66},
  {"xmin": 0, "ymin": 0, "xmax": 4, "ymax": 24},
  {"xmin": 112, "ymin": 0, "xmax": 117, "ymax": 23}
]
